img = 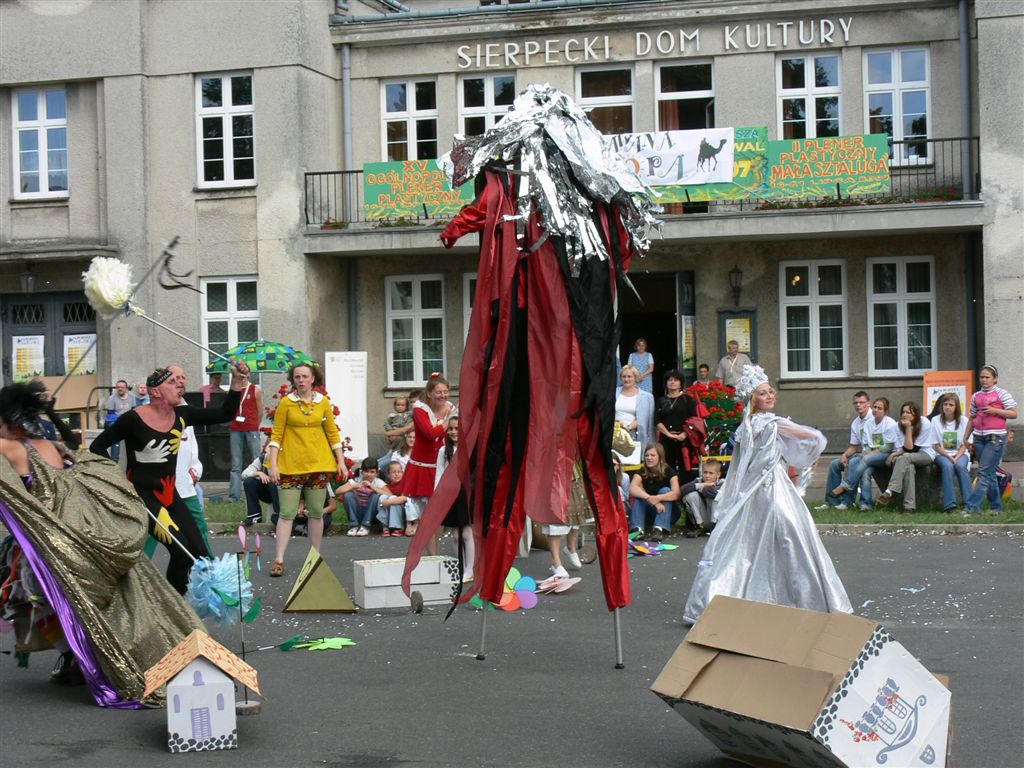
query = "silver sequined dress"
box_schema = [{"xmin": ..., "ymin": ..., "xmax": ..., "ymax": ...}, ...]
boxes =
[{"xmin": 683, "ymin": 412, "xmax": 853, "ymax": 624}]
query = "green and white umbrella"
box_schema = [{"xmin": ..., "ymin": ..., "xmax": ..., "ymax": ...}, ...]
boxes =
[{"xmin": 204, "ymin": 339, "xmax": 316, "ymax": 374}]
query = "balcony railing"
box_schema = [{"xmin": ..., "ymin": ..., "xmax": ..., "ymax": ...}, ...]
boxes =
[{"xmin": 304, "ymin": 136, "xmax": 980, "ymax": 227}]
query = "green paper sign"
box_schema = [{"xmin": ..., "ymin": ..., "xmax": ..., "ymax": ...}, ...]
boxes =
[
  {"xmin": 363, "ymin": 160, "xmax": 474, "ymax": 220},
  {"xmin": 767, "ymin": 134, "xmax": 891, "ymax": 197}
]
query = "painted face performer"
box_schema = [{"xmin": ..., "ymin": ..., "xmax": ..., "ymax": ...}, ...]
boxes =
[
  {"xmin": 682, "ymin": 364, "xmax": 853, "ymax": 624},
  {"xmin": 403, "ymin": 84, "xmax": 660, "ymax": 613},
  {"xmin": 0, "ymin": 380, "xmax": 203, "ymax": 707},
  {"xmin": 90, "ymin": 362, "xmax": 250, "ymax": 593}
]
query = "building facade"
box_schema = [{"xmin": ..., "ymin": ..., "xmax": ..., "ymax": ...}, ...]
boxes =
[{"xmin": 2, "ymin": 0, "xmax": 1021, "ymax": 454}]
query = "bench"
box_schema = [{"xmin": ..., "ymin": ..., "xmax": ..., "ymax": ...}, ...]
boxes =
[{"xmin": 868, "ymin": 463, "xmax": 944, "ymax": 509}]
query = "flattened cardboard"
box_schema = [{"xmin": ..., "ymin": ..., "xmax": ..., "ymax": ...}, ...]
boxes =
[{"xmin": 652, "ymin": 596, "xmax": 952, "ymax": 768}]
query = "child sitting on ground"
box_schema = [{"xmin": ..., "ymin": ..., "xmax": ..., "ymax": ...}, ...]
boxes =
[
  {"xmin": 681, "ymin": 459, "xmax": 724, "ymax": 538},
  {"xmin": 337, "ymin": 457, "xmax": 386, "ymax": 536},
  {"xmin": 377, "ymin": 460, "xmax": 410, "ymax": 536}
]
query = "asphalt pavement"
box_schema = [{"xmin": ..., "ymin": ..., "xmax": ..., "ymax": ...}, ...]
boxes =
[{"xmin": 1, "ymin": 531, "xmax": 1021, "ymax": 768}]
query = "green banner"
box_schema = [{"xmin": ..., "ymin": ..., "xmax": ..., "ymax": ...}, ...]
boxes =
[
  {"xmin": 653, "ymin": 127, "xmax": 890, "ymax": 203},
  {"xmin": 767, "ymin": 134, "xmax": 891, "ymax": 197},
  {"xmin": 363, "ymin": 160, "xmax": 474, "ymax": 221}
]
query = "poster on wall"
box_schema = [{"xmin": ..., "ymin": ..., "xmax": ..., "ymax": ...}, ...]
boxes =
[
  {"xmin": 324, "ymin": 351, "xmax": 368, "ymax": 462},
  {"xmin": 363, "ymin": 160, "xmax": 475, "ymax": 221},
  {"xmin": 12, "ymin": 335, "xmax": 45, "ymax": 382},
  {"xmin": 609, "ymin": 128, "xmax": 735, "ymax": 187},
  {"xmin": 63, "ymin": 333, "xmax": 97, "ymax": 376},
  {"xmin": 724, "ymin": 318, "xmax": 752, "ymax": 354},
  {"xmin": 923, "ymin": 370, "xmax": 975, "ymax": 416},
  {"xmin": 766, "ymin": 133, "xmax": 891, "ymax": 197},
  {"xmin": 680, "ymin": 315, "xmax": 696, "ymax": 371}
]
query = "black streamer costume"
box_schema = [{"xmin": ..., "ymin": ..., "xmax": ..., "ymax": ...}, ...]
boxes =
[{"xmin": 90, "ymin": 391, "xmax": 239, "ymax": 593}]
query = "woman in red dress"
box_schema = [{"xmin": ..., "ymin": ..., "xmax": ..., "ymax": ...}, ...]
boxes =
[{"xmin": 401, "ymin": 375, "xmax": 455, "ymax": 536}]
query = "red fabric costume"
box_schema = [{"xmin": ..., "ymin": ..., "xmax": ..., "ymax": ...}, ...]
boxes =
[{"xmin": 403, "ymin": 168, "xmax": 635, "ymax": 612}]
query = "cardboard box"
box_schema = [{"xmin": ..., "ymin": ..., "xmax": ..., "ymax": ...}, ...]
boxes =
[
  {"xmin": 353, "ymin": 556, "xmax": 458, "ymax": 609},
  {"xmin": 652, "ymin": 597, "xmax": 951, "ymax": 768}
]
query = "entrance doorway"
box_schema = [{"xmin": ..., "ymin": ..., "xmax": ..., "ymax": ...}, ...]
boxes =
[
  {"xmin": 1, "ymin": 291, "xmax": 97, "ymax": 385},
  {"xmin": 619, "ymin": 273, "xmax": 677, "ymax": 395}
]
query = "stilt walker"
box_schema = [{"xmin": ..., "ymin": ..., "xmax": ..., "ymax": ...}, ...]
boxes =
[{"xmin": 403, "ymin": 84, "xmax": 660, "ymax": 662}]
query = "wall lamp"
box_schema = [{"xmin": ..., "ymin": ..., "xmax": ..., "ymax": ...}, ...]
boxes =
[{"xmin": 729, "ymin": 265, "xmax": 743, "ymax": 307}]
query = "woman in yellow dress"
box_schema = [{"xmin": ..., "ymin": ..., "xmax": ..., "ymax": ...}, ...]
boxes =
[{"xmin": 267, "ymin": 363, "xmax": 348, "ymax": 576}]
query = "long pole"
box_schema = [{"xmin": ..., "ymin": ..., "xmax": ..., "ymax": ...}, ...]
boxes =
[
  {"xmin": 613, "ymin": 608, "xmax": 624, "ymax": 669},
  {"xmin": 475, "ymin": 606, "xmax": 488, "ymax": 661},
  {"xmin": 131, "ymin": 313, "xmax": 234, "ymax": 367}
]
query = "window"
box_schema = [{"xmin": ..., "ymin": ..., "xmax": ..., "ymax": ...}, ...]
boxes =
[
  {"xmin": 777, "ymin": 54, "xmax": 840, "ymax": 140},
  {"xmin": 657, "ymin": 62, "xmax": 714, "ymax": 130},
  {"xmin": 779, "ymin": 261, "xmax": 848, "ymax": 377},
  {"xmin": 864, "ymin": 48, "xmax": 929, "ymax": 163},
  {"xmin": 382, "ymin": 80, "xmax": 438, "ymax": 161},
  {"xmin": 459, "ymin": 74, "xmax": 516, "ymax": 136},
  {"xmin": 385, "ymin": 275, "xmax": 445, "ymax": 386},
  {"xmin": 867, "ymin": 257, "xmax": 935, "ymax": 375},
  {"xmin": 12, "ymin": 87, "xmax": 68, "ymax": 198},
  {"xmin": 577, "ymin": 67, "xmax": 633, "ymax": 134},
  {"xmin": 200, "ymin": 277, "xmax": 259, "ymax": 377},
  {"xmin": 463, "ymin": 272, "xmax": 477, "ymax": 340},
  {"xmin": 196, "ymin": 72, "xmax": 255, "ymax": 186}
]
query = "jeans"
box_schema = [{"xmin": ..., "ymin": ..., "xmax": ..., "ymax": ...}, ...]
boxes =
[
  {"xmin": 343, "ymin": 490, "xmax": 379, "ymax": 528},
  {"xmin": 964, "ymin": 434, "xmax": 1007, "ymax": 513},
  {"xmin": 629, "ymin": 486, "xmax": 675, "ymax": 531},
  {"xmin": 855, "ymin": 452, "xmax": 891, "ymax": 506},
  {"xmin": 934, "ymin": 454, "xmax": 972, "ymax": 510},
  {"xmin": 377, "ymin": 500, "xmax": 407, "ymax": 530},
  {"xmin": 826, "ymin": 456, "xmax": 862, "ymax": 506},
  {"xmin": 243, "ymin": 475, "xmax": 280, "ymax": 523},
  {"xmin": 229, "ymin": 430, "xmax": 263, "ymax": 501}
]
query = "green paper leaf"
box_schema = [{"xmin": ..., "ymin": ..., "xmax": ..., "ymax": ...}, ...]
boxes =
[
  {"xmin": 299, "ymin": 637, "xmax": 356, "ymax": 651},
  {"xmin": 659, "ymin": 543, "xmax": 679, "ymax": 550},
  {"xmin": 242, "ymin": 596, "xmax": 262, "ymax": 623},
  {"xmin": 212, "ymin": 587, "xmax": 241, "ymax": 607}
]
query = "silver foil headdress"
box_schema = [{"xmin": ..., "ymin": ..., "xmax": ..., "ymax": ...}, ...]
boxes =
[
  {"xmin": 440, "ymin": 83, "xmax": 661, "ymax": 275},
  {"xmin": 734, "ymin": 364, "xmax": 770, "ymax": 402}
]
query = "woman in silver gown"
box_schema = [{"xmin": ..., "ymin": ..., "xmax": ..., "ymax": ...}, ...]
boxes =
[{"xmin": 682, "ymin": 365, "xmax": 852, "ymax": 624}]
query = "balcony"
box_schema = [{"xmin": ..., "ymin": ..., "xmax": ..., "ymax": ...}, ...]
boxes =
[{"xmin": 303, "ymin": 137, "xmax": 983, "ymax": 248}]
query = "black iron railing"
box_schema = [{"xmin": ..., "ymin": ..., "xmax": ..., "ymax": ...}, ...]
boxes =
[{"xmin": 304, "ymin": 136, "xmax": 980, "ymax": 227}]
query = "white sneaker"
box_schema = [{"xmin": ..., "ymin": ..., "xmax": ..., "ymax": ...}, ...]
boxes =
[
  {"xmin": 356, "ymin": 526, "xmax": 369, "ymax": 536},
  {"xmin": 550, "ymin": 565, "xmax": 569, "ymax": 579},
  {"xmin": 563, "ymin": 549, "xmax": 582, "ymax": 571},
  {"xmin": 813, "ymin": 502, "xmax": 830, "ymax": 510},
  {"xmin": 346, "ymin": 527, "xmax": 358, "ymax": 536},
  {"xmin": 834, "ymin": 503, "xmax": 849, "ymax": 510}
]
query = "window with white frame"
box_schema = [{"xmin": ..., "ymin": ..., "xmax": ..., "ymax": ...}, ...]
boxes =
[
  {"xmin": 382, "ymin": 80, "xmax": 438, "ymax": 161},
  {"xmin": 657, "ymin": 62, "xmax": 714, "ymax": 131},
  {"xmin": 577, "ymin": 67, "xmax": 634, "ymax": 134},
  {"xmin": 196, "ymin": 72, "xmax": 255, "ymax": 186},
  {"xmin": 462, "ymin": 272, "xmax": 478, "ymax": 340},
  {"xmin": 459, "ymin": 74, "xmax": 516, "ymax": 136},
  {"xmin": 777, "ymin": 54, "xmax": 841, "ymax": 140},
  {"xmin": 12, "ymin": 87, "xmax": 68, "ymax": 198},
  {"xmin": 867, "ymin": 257, "xmax": 935, "ymax": 374},
  {"xmin": 386, "ymin": 275, "xmax": 445, "ymax": 386},
  {"xmin": 864, "ymin": 48, "xmax": 929, "ymax": 163},
  {"xmin": 200, "ymin": 277, "xmax": 259, "ymax": 376},
  {"xmin": 779, "ymin": 261, "xmax": 848, "ymax": 377}
]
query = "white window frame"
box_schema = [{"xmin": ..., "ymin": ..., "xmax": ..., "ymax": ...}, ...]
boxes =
[
  {"xmin": 863, "ymin": 47, "xmax": 930, "ymax": 165},
  {"xmin": 195, "ymin": 71, "xmax": 255, "ymax": 188},
  {"xmin": 576, "ymin": 65, "xmax": 635, "ymax": 134},
  {"xmin": 778, "ymin": 260, "xmax": 849, "ymax": 379},
  {"xmin": 655, "ymin": 60, "xmax": 715, "ymax": 131},
  {"xmin": 458, "ymin": 73, "xmax": 516, "ymax": 136},
  {"xmin": 11, "ymin": 87, "xmax": 69, "ymax": 200},
  {"xmin": 385, "ymin": 274, "xmax": 446, "ymax": 387},
  {"xmin": 199, "ymin": 276, "xmax": 260, "ymax": 380},
  {"xmin": 462, "ymin": 272, "xmax": 478, "ymax": 341},
  {"xmin": 381, "ymin": 79, "xmax": 439, "ymax": 162},
  {"xmin": 776, "ymin": 54, "xmax": 842, "ymax": 140},
  {"xmin": 866, "ymin": 256, "xmax": 936, "ymax": 376}
]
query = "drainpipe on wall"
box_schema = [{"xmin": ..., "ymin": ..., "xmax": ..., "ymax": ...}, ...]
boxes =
[
  {"xmin": 341, "ymin": 43, "xmax": 358, "ymax": 350},
  {"xmin": 959, "ymin": 0, "xmax": 973, "ymax": 197}
]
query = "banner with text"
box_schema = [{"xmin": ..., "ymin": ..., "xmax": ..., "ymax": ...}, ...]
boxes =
[
  {"xmin": 608, "ymin": 128, "xmax": 735, "ymax": 187},
  {"xmin": 767, "ymin": 134, "xmax": 891, "ymax": 197},
  {"xmin": 363, "ymin": 160, "xmax": 475, "ymax": 221}
]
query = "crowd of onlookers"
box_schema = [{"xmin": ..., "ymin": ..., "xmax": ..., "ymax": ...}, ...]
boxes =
[{"xmin": 818, "ymin": 364, "xmax": 1017, "ymax": 516}]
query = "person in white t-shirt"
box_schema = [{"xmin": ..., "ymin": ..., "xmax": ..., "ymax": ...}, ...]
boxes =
[
  {"xmin": 853, "ymin": 397, "xmax": 902, "ymax": 508},
  {"xmin": 877, "ymin": 402, "xmax": 937, "ymax": 512},
  {"xmin": 821, "ymin": 391, "xmax": 872, "ymax": 509},
  {"xmin": 930, "ymin": 393, "xmax": 973, "ymax": 512}
]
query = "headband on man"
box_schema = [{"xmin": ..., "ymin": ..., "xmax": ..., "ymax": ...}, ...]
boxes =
[{"xmin": 146, "ymin": 368, "xmax": 173, "ymax": 388}]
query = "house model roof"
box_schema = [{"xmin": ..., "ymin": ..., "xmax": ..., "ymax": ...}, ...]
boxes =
[{"xmin": 143, "ymin": 630, "xmax": 261, "ymax": 699}]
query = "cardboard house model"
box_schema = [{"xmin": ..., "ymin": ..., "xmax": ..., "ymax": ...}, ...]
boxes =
[
  {"xmin": 652, "ymin": 596, "xmax": 952, "ymax": 768},
  {"xmin": 143, "ymin": 630, "xmax": 261, "ymax": 753}
]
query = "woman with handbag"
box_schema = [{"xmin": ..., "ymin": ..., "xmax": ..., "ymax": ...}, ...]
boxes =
[{"xmin": 613, "ymin": 365, "xmax": 654, "ymax": 471}]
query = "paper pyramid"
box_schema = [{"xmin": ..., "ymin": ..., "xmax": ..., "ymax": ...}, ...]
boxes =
[{"xmin": 282, "ymin": 546, "xmax": 357, "ymax": 612}]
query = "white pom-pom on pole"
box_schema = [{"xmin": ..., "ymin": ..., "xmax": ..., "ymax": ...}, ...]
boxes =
[{"xmin": 82, "ymin": 256, "xmax": 139, "ymax": 318}]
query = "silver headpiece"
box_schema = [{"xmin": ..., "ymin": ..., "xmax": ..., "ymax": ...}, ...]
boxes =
[{"xmin": 734, "ymin": 364, "xmax": 769, "ymax": 401}]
